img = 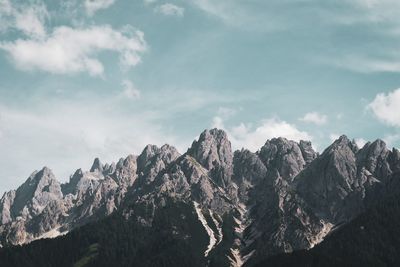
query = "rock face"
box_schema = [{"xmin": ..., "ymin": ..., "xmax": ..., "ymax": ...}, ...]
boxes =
[
  {"xmin": 0, "ymin": 129, "xmax": 399, "ymax": 267},
  {"xmin": 188, "ymin": 129, "xmax": 233, "ymax": 188}
]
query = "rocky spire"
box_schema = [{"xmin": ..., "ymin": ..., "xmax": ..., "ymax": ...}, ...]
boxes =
[
  {"xmin": 295, "ymin": 135, "xmax": 359, "ymax": 222},
  {"xmin": 90, "ymin": 158, "xmax": 104, "ymax": 173},
  {"xmin": 356, "ymin": 139, "xmax": 390, "ymax": 176},
  {"xmin": 187, "ymin": 129, "xmax": 233, "ymax": 188},
  {"xmin": 258, "ymin": 137, "xmax": 313, "ymax": 181},
  {"xmin": 137, "ymin": 144, "xmax": 180, "ymax": 184},
  {"xmin": 12, "ymin": 167, "xmax": 63, "ymax": 217},
  {"xmin": 299, "ymin": 140, "xmax": 318, "ymax": 164}
]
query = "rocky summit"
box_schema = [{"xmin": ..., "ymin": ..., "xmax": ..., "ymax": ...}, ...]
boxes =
[{"xmin": 0, "ymin": 129, "xmax": 399, "ymax": 266}]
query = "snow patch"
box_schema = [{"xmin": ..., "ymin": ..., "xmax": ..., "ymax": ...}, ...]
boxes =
[
  {"xmin": 309, "ymin": 220, "xmax": 334, "ymax": 248},
  {"xmin": 228, "ymin": 203, "xmax": 254, "ymax": 267},
  {"xmin": 228, "ymin": 248, "xmax": 243, "ymax": 267},
  {"xmin": 193, "ymin": 201, "xmax": 217, "ymax": 257},
  {"xmin": 233, "ymin": 216, "xmax": 246, "ymax": 234},
  {"xmin": 31, "ymin": 227, "xmax": 68, "ymax": 242},
  {"xmin": 210, "ymin": 210, "xmax": 223, "ymax": 245}
]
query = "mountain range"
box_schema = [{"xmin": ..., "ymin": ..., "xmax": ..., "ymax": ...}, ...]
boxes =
[{"xmin": 0, "ymin": 128, "xmax": 399, "ymax": 266}]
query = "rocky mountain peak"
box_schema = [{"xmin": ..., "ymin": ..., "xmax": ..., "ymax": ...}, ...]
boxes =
[
  {"xmin": 24, "ymin": 167, "xmax": 60, "ymax": 194},
  {"xmin": 10, "ymin": 167, "xmax": 63, "ymax": 219},
  {"xmin": 112, "ymin": 154, "xmax": 138, "ymax": 186},
  {"xmin": 2, "ymin": 129, "xmax": 399, "ymax": 265},
  {"xmin": 329, "ymin": 135, "xmax": 358, "ymax": 153},
  {"xmin": 295, "ymin": 135, "xmax": 365, "ymax": 223},
  {"xmin": 90, "ymin": 158, "xmax": 103, "ymax": 173},
  {"xmin": 356, "ymin": 139, "xmax": 392, "ymax": 181},
  {"xmin": 138, "ymin": 145, "xmax": 160, "ymax": 165},
  {"xmin": 299, "ymin": 140, "xmax": 318, "ymax": 164},
  {"xmin": 337, "ymin": 134, "xmax": 351, "ymax": 143},
  {"xmin": 187, "ymin": 128, "xmax": 233, "ymax": 187},
  {"xmin": 258, "ymin": 138, "xmax": 311, "ymax": 180},
  {"xmin": 136, "ymin": 144, "xmax": 180, "ymax": 184}
]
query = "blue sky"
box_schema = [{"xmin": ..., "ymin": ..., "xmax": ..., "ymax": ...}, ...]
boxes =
[{"xmin": 1, "ymin": 0, "xmax": 400, "ymax": 193}]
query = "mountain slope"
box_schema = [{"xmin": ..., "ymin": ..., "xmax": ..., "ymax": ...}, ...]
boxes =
[
  {"xmin": 0, "ymin": 129, "xmax": 399, "ymax": 266},
  {"xmin": 254, "ymin": 173, "xmax": 400, "ymax": 267}
]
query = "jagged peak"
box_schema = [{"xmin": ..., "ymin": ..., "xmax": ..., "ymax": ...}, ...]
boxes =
[
  {"xmin": 356, "ymin": 138, "xmax": 390, "ymax": 165},
  {"xmin": 370, "ymin": 138, "xmax": 387, "ymax": 149},
  {"xmin": 186, "ymin": 128, "xmax": 233, "ymax": 187},
  {"xmin": 26, "ymin": 167, "xmax": 56, "ymax": 184},
  {"xmin": 160, "ymin": 144, "xmax": 179, "ymax": 153},
  {"xmin": 142, "ymin": 144, "xmax": 160, "ymax": 154},
  {"xmin": 138, "ymin": 144, "xmax": 179, "ymax": 168},
  {"xmin": 322, "ymin": 134, "xmax": 357, "ymax": 155},
  {"xmin": 359, "ymin": 138, "xmax": 388, "ymax": 156},
  {"xmin": 138, "ymin": 144, "xmax": 160, "ymax": 165},
  {"xmin": 116, "ymin": 157, "xmax": 125, "ymax": 168},
  {"xmin": 335, "ymin": 134, "xmax": 351, "ymax": 144},
  {"xmin": 71, "ymin": 168, "xmax": 83, "ymax": 178},
  {"xmin": 259, "ymin": 137, "xmax": 304, "ymax": 154},
  {"xmin": 299, "ymin": 139, "xmax": 313, "ymax": 147},
  {"xmin": 259, "ymin": 138, "xmax": 315, "ymax": 153},
  {"xmin": 188, "ymin": 129, "xmax": 230, "ymax": 153},
  {"xmin": 124, "ymin": 154, "xmax": 136, "ymax": 162},
  {"xmin": 189, "ymin": 128, "xmax": 230, "ymax": 150},
  {"xmin": 188, "ymin": 129, "xmax": 232, "ymax": 165},
  {"xmin": 90, "ymin": 158, "xmax": 103, "ymax": 173},
  {"xmin": 196, "ymin": 128, "xmax": 229, "ymax": 145},
  {"xmin": 265, "ymin": 136, "xmax": 290, "ymax": 144}
]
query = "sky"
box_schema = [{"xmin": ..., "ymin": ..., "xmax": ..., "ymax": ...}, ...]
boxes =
[{"xmin": 1, "ymin": 0, "xmax": 400, "ymax": 193}]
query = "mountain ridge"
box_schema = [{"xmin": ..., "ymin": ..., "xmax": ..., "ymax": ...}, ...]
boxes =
[{"xmin": 1, "ymin": 129, "xmax": 399, "ymax": 266}]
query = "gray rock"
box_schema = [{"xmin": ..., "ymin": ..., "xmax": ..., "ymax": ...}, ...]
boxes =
[
  {"xmin": 187, "ymin": 129, "xmax": 233, "ymax": 188},
  {"xmin": 90, "ymin": 158, "xmax": 103, "ymax": 173},
  {"xmin": 1, "ymin": 128, "xmax": 399, "ymax": 266}
]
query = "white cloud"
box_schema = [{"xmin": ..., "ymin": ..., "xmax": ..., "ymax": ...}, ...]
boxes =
[
  {"xmin": 121, "ymin": 80, "xmax": 141, "ymax": 99},
  {"xmin": 0, "ymin": 25, "xmax": 146, "ymax": 76},
  {"xmin": 155, "ymin": 3, "xmax": 184, "ymax": 17},
  {"xmin": 300, "ymin": 112, "xmax": 328, "ymax": 125},
  {"xmin": 0, "ymin": 0, "xmax": 48, "ymax": 38},
  {"xmin": 14, "ymin": 4, "xmax": 48, "ymax": 38},
  {"xmin": 368, "ymin": 88, "xmax": 400, "ymax": 127},
  {"xmin": 354, "ymin": 138, "xmax": 367, "ymax": 148},
  {"xmin": 212, "ymin": 117, "xmax": 312, "ymax": 152},
  {"xmin": 85, "ymin": 0, "xmax": 116, "ymax": 16},
  {"xmin": 0, "ymin": 100, "xmax": 185, "ymax": 191}
]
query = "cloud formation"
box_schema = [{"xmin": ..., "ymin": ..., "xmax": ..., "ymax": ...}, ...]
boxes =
[
  {"xmin": 368, "ymin": 88, "xmax": 400, "ymax": 127},
  {"xmin": 0, "ymin": 25, "xmax": 146, "ymax": 76},
  {"xmin": 85, "ymin": 0, "xmax": 116, "ymax": 16},
  {"xmin": 0, "ymin": 99, "xmax": 183, "ymax": 191},
  {"xmin": 155, "ymin": 3, "xmax": 184, "ymax": 17},
  {"xmin": 0, "ymin": 0, "xmax": 48, "ymax": 38},
  {"xmin": 121, "ymin": 80, "xmax": 141, "ymax": 99},
  {"xmin": 212, "ymin": 116, "xmax": 312, "ymax": 152},
  {"xmin": 300, "ymin": 112, "xmax": 328, "ymax": 125},
  {"xmin": 354, "ymin": 138, "xmax": 367, "ymax": 148}
]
